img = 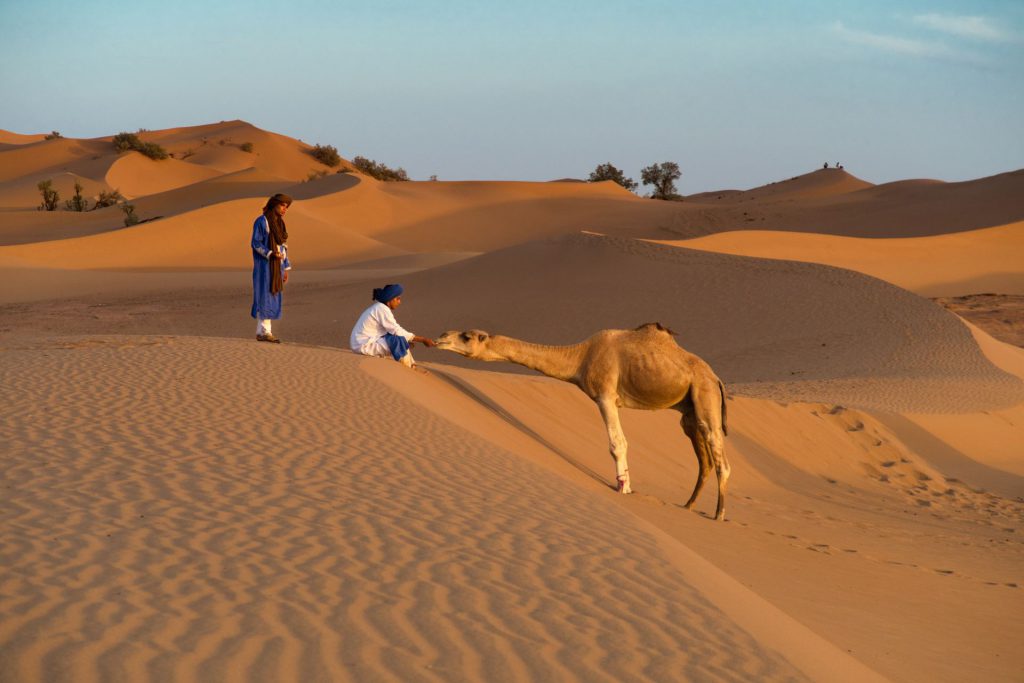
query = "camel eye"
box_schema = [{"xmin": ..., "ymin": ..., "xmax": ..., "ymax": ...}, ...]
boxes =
[
  {"xmin": 460, "ymin": 332, "xmax": 471, "ymax": 342},
  {"xmin": 477, "ymin": 333, "xmax": 486, "ymax": 342}
]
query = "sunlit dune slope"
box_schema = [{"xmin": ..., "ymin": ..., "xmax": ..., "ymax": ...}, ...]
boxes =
[
  {"xmin": 656, "ymin": 222, "xmax": 1024, "ymax": 297},
  {"xmin": 0, "ymin": 199, "xmax": 403, "ymax": 270},
  {"xmin": 0, "ymin": 120, "xmax": 356, "ymax": 209},
  {"xmin": 0, "ymin": 129, "xmax": 46, "ymax": 145},
  {"xmin": 0, "ymin": 136, "xmax": 113, "ymax": 184}
]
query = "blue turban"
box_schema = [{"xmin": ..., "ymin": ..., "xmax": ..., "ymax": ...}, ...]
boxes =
[{"xmin": 373, "ymin": 283, "xmax": 404, "ymax": 304}]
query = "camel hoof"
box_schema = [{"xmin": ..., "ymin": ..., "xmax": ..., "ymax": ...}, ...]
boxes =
[{"xmin": 616, "ymin": 477, "xmax": 632, "ymax": 494}]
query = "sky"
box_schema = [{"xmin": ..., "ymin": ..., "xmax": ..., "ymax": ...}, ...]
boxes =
[{"xmin": 2, "ymin": 0, "xmax": 1022, "ymax": 193}]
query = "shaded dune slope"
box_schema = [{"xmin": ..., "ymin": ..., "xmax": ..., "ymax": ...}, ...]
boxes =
[
  {"xmin": 331, "ymin": 234, "xmax": 1022, "ymax": 412},
  {"xmin": 681, "ymin": 169, "xmax": 1024, "ymax": 238}
]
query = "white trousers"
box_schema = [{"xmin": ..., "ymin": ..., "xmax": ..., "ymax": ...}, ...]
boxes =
[
  {"xmin": 256, "ymin": 318, "xmax": 273, "ymax": 336},
  {"xmin": 357, "ymin": 340, "xmax": 414, "ymax": 366}
]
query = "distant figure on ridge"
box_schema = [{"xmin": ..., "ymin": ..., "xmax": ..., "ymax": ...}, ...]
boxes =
[
  {"xmin": 350, "ymin": 284, "xmax": 435, "ymax": 370},
  {"xmin": 435, "ymin": 323, "xmax": 732, "ymax": 520},
  {"xmin": 823, "ymin": 162, "xmax": 829, "ymax": 169},
  {"xmin": 251, "ymin": 193, "xmax": 293, "ymax": 343}
]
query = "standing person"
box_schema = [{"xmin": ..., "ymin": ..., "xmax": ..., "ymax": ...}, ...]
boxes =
[
  {"xmin": 350, "ymin": 284, "xmax": 435, "ymax": 368},
  {"xmin": 251, "ymin": 193, "xmax": 293, "ymax": 343}
]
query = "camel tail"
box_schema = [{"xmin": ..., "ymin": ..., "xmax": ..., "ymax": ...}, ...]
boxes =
[{"xmin": 718, "ymin": 380, "xmax": 728, "ymax": 436}]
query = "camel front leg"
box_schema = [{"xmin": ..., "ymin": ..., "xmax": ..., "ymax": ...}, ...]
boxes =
[{"xmin": 597, "ymin": 398, "xmax": 631, "ymax": 493}]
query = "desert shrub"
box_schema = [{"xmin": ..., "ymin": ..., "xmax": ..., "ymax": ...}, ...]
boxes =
[
  {"xmin": 240, "ymin": 142, "xmax": 254, "ymax": 153},
  {"xmin": 121, "ymin": 204, "xmax": 139, "ymax": 226},
  {"xmin": 37, "ymin": 179, "xmax": 59, "ymax": 211},
  {"xmin": 310, "ymin": 143, "xmax": 342, "ymax": 167},
  {"xmin": 94, "ymin": 188, "xmax": 126, "ymax": 209},
  {"xmin": 180, "ymin": 148, "xmax": 196, "ymax": 159},
  {"xmin": 113, "ymin": 132, "xmax": 141, "ymax": 152},
  {"xmin": 641, "ymin": 161, "xmax": 682, "ymax": 200},
  {"xmin": 44, "ymin": 131, "xmax": 62, "ymax": 140},
  {"xmin": 306, "ymin": 169, "xmax": 330, "ymax": 181},
  {"xmin": 112, "ymin": 131, "xmax": 168, "ymax": 160},
  {"xmin": 65, "ymin": 181, "xmax": 89, "ymax": 211},
  {"xmin": 352, "ymin": 155, "xmax": 409, "ymax": 182},
  {"xmin": 137, "ymin": 141, "xmax": 168, "ymax": 160},
  {"xmin": 588, "ymin": 162, "xmax": 637, "ymax": 192}
]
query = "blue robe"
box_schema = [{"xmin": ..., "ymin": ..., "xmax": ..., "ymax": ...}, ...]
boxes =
[{"xmin": 250, "ymin": 215, "xmax": 290, "ymax": 320}]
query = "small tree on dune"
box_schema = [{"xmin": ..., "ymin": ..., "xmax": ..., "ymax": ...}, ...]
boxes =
[
  {"xmin": 44, "ymin": 131, "xmax": 62, "ymax": 140},
  {"xmin": 93, "ymin": 188, "xmax": 126, "ymax": 209},
  {"xmin": 37, "ymin": 179, "xmax": 59, "ymax": 211},
  {"xmin": 65, "ymin": 181, "xmax": 89, "ymax": 211},
  {"xmin": 641, "ymin": 161, "xmax": 682, "ymax": 200},
  {"xmin": 121, "ymin": 204, "xmax": 139, "ymax": 226},
  {"xmin": 588, "ymin": 162, "xmax": 638, "ymax": 192}
]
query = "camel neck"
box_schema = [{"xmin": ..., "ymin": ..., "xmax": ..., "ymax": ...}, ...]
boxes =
[{"xmin": 489, "ymin": 336, "xmax": 586, "ymax": 382}]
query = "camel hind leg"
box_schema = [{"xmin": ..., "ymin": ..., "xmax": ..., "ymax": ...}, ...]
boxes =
[
  {"xmin": 681, "ymin": 381, "xmax": 730, "ymax": 520},
  {"xmin": 680, "ymin": 408, "xmax": 711, "ymax": 509}
]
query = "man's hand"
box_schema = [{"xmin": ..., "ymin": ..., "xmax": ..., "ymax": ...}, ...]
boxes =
[
  {"xmin": 412, "ymin": 336, "xmax": 435, "ymax": 348},
  {"xmin": 283, "ymin": 271, "xmax": 289, "ymax": 284}
]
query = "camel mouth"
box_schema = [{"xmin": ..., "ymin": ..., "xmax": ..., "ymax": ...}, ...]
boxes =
[{"xmin": 433, "ymin": 330, "xmax": 463, "ymax": 350}]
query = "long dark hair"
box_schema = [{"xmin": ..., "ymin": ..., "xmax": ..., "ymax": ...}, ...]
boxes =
[
  {"xmin": 262, "ymin": 193, "xmax": 292, "ymax": 245},
  {"xmin": 263, "ymin": 193, "xmax": 292, "ymax": 294}
]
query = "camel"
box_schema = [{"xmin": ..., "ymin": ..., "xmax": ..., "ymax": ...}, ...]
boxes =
[{"xmin": 434, "ymin": 323, "xmax": 731, "ymax": 520}]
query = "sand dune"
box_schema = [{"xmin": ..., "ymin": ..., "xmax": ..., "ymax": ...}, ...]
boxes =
[
  {"xmin": 0, "ymin": 129, "xmax": 46, "ymax": 145},
  {"xmin": 105, "ymin": 153, "xmax": 224, "ymax": 198},
  {"xmin": 681, "ymin": 168, "xmax": 1024, "ymax": 238},
  {"xmin": 1, "ymin": 336, "xmax": 888, "ymax": 683},
  {"xmin": 357, "ymin": 233, "xmax": 1021, "ymax": 412},
  {"xmin": 1, "ymin": 335, "xmax": 1018, "ymax": 682},
  {"xmin": 0, "ymin": 198, "xmax": 405, "ymax": 270},
  {"xmin": 0, "ymin": 136, "xmax": 113, "ymax": 183},
  {"xmin": 2, "ymin": 121, "xmax": 1023, "ymax": 682},
  {"xmin": 0, "ymin": 171, "xmax": 111, "ymax": 212},
  {"xmin": 688, "ymin": 167, "xmax": 875, "ymax": 203},
  {"xmin": 659, "ymin": 221, "xmax": 1024, "ymax": 297}
]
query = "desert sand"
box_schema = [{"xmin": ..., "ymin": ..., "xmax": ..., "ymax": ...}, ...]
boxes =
[{"xmin": 1, "ymin": 121, "xmax": 1022, "ymax": 682}]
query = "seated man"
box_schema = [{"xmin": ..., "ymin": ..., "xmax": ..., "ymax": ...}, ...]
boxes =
[{"xmin": 350, "ymin": 283, "xmax": 435, "ymax": 368}]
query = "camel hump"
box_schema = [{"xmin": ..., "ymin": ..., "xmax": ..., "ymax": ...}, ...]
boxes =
[{"xmin": 633, "ymin": 322, "xmax": 676, "ymax": 336}]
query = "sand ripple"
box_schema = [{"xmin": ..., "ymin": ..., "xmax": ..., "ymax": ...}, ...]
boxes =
[{"xmin": 1, "ymin": 336, "xmax": 810, "ymax": 682}]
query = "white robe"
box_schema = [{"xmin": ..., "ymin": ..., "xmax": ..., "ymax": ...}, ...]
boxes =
[{"xmin": 350, "ymin": 302, "xmax": 416, "ymax": 358}]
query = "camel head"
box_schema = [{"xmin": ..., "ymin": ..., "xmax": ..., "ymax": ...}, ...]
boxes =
[{"xmin": 434, "ymin": 329, "xmax": 500, "ymax": 360}]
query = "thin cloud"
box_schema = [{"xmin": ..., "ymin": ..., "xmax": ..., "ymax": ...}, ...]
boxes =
[
  {"xmin": 912, "ymin": 13, "xmax": 1013, "ymax": 43},
  {"xmin": 831, "ymin": 21, "xmax": 988, "ymax": 64}
]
